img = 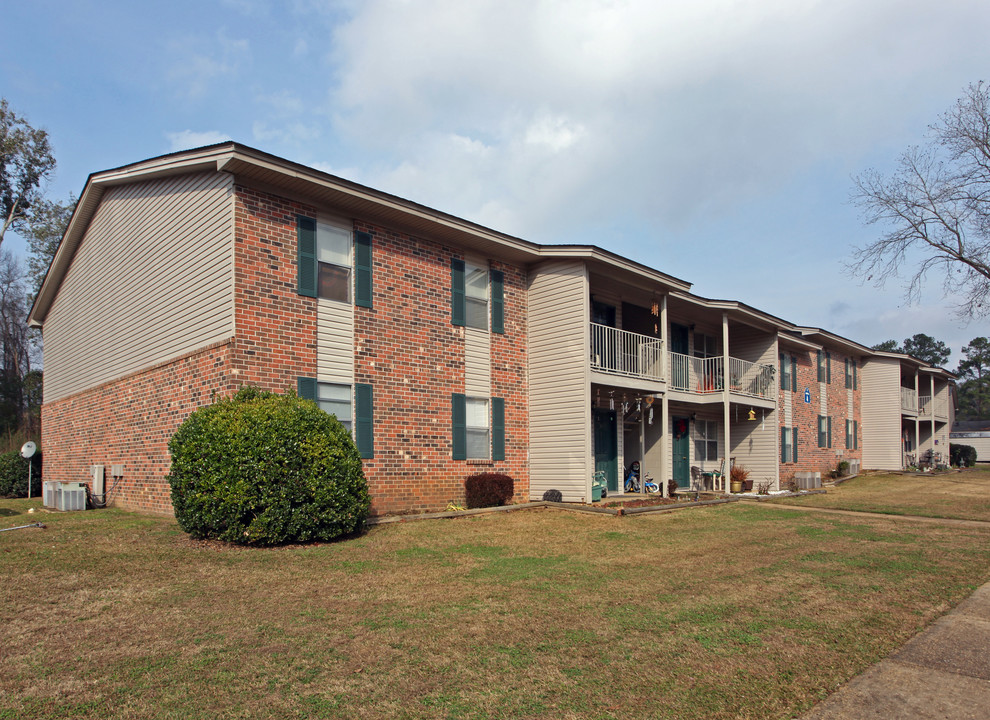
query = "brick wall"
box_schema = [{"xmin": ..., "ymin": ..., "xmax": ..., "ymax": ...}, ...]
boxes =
[
  {"xmin": 40, "ymin": 342, "xmax": 234, "ymax": 514},
  {"xmin": 780, "ymin": 347, "xmax": 862, "ymax": 480},
  {"xmin": 352, "ymin": 222, "xmax": 530, "ymax": 515}
]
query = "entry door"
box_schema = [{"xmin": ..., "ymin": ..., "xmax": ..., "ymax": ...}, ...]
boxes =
[
  {"xmin": 672, "ymin": 416, "xmax": 690, "ymax": 488},
  {"xmin": 593, "ymin": 409, "xmax": 619, "ymax": 492},
  {"xmin": 670, "ymin": 324, "xmax": 690, "ymax": 390}
]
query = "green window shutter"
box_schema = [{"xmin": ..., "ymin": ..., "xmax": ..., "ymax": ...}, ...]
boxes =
[
  {"xmin": 818, "ymin": 415, "xmax": 825, "ymax": 448},
  {"xmin": 780, "ymin": 426, "xmax": 787, "ymax": 463},
  {"xmin": 816, "ymin": 351, "xmax": 823, "ymax": 382},
  {"xmin": 354, "ymin": 231, "xmax": 373, "ymax": 308},
  {"xmin": 791, "ymin": 356, "xmax": 798, "ymax": 392},
  {"xmin": 451, "ymin": 259, "xmax": 466, "ymax": 327},
  {"xmin": 854, "ymin": 420, "xmax": 859, "ymax": 450},
  {"xmin": 827, "ymin": 416, "xmax": 832, "ymax": 448},
  {"xmin": 355, "ymin": 384, "xmax": 374, "ymax": 459},
  {"xmin": 491, "ymin": 397, "xmax": 505, "ymax": 460},
  {"xmin": 826, "ymin": 352, "xmax": 832, "ymax": 384},
  {"xmin": 297, "ymin": 216, "xmax": 317, "ymax": 297},
  {"xmin": 451, "ymin": 393, "xmax": 466, "ymax": 460},
  {"xmin": 490, "ymin": 270, "xmax": 504, "ymax": 334},
  {"xmin": 297, "ymin": 376, "xmax": 317, "ymax": 403},
  {"xmin": 853, "ymin": 361, "xmax": 858, "ymax": 390},
  {"xmin": 844, "ymin": 359, "xmax": 850, "ymax": 389},
  {"xmin": 792, "ymin": 428, "xmax": 798, "ymax": 463},
  {"xmin": 779, "ymin": 353, "xmax": 786, "ymax": 391},
  {"xmin": 845, "ymin": 419, "xmax": 851, "ymax": 449}
]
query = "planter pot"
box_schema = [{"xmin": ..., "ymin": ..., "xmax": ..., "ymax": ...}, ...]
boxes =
[
  {"xmin": 742, "ymin": 479, "xmax": 754, "ymax": 492},
  {"xmin": 730, "ymin": 480, "xmax": 744, "ymax": 493}
]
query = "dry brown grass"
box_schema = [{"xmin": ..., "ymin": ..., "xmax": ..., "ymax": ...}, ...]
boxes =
[
  {"xmin": 768, "ymin": 466, "xmax": 990, "ymax": 522},
  {"xmin": 1, "ymin": 497, "xmax": 989, "ymax": 719}
]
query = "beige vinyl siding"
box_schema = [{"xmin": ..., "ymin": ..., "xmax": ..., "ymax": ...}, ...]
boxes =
[
  {"xmin": 731, "ymin": 410, "xmax": 778, "ymax": 486},
  {"xmin": 861, "ymin": 358, "xmax": 903, "ymax": 470},
  {"xmin": 43, "ymin": 172, "xmax": 234, "ymax": 402},
  {"xmin": 528, "ymin": 260, "xmax": 590, "ymax": 502},
  {"xmin": 317, "ymin": 299, "xmax": 354, "ymax": 384},
  {"xmin": 464, "ymin": 327, "xmax": 491, "ymax": 396},
  {"xmin": 729, "ymin": 325, "xmax": 775, "ymax": 365}
]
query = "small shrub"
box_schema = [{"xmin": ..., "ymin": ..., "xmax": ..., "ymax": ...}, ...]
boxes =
[
  {"xmin": 168, "ymin": 387, "xmax": 370, "ymax": 546},
  {"xmin": 784, "ymin": 474, "xmax": 799, "ymax": 493},
  {"xmin": 542, "ymin": 489, "xmax": 563, "ymax": 503},
  {"xmin": 757, "ymin": 478, "xmax": 773, "ymax": 495},
  {"xmin": 836, "ymin": 460, "xmax": 850, "ymax": 478},
  {"xmin": 950, "ymin": 444, "xmax": 977, "ymax": 468},
  {"xmin": 464, "ymin": 473, "xmax": 514, "ymax": 509},
  {"xmin": 668, "ymin": 477, "xmax": 678, "ymax": 494},
  {"xmin": 0, "ymin": 450, "xmax": 41, "ymax": 498}
]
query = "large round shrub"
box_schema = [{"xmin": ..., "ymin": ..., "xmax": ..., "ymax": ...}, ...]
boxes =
[{"xmin": 168, "ymin": 387, "xmax": 371, "ymax": 545}]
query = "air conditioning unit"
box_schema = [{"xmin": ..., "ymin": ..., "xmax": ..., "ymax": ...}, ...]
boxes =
[
  {"xmin": 43, "ymin": 480, "xmax": 59, "ymax": 508},
  {"xmin": 56, "ymin": 482, "xmax": 88, "ymax": 511}
]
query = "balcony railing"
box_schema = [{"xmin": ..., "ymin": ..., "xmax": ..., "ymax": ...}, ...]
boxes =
[
  {"xmin": 728, "ymin": 356, "xmax": 777, "ymax": 400},
  {"xmin": 667, "ymin": 352, "xmax": 777, "ymax": 400},
  {"xmin": 901, "ymin": 387, "xmax": 917, "ymax": 413},
  {"xmin": 590, "ymin": 323, "xmax": 664, "ymax": 381},
  {"xmin": 919, "ymin": 396, "xmax": 949, "ymax": 418}
]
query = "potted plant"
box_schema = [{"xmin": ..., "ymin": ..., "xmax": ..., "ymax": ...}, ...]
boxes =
[{"xmin": 729, "ymin": 464, "xmax": 750, "ymax": 493}]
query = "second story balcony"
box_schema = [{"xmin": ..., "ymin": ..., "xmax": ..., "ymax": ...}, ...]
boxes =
[
  {"xmin": 919, "ymin": 395, "xmax": 950, "ymax": 419},
  {"xmin": 668, "ymin": 351, "xmax": 776, "ymax": 401},
  {"xmin": 590, "ymin": 322, "xmax": 664, "ymax": 382}
]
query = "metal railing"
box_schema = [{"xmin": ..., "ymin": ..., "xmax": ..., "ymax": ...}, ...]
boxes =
[
  {"xmin": 728, "ymin": 357, "xmax": 777, "ymax": 400},
  {"xmin": 589, "ymin": 323, "xmax": 664, "ymax": 381},
  {"xmin": 901, "ymin": 387, "xmax": 917, "ymax": 413},
  {"xmin": 668, "ymin": 352, "xmax": 722, "ymax": 393},
  {"xmin": 919, "ymin": 395, "xmax": 950, "ymax": 418},
  {"xmin": 918, "ymin": 395, "xmax": 932, "ymax": 415}
]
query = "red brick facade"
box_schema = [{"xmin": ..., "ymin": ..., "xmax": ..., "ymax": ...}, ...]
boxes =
[
  {"xmin": 779, "ymin": 346, "xmax": 862, "ymax": 481},
  {"xmin": 40, "ymin": 179, "xmax": 530, "ymax": 517},
  {"xmin": 40, "ymin": 342, "xmax": 235, "ymax": 514}
]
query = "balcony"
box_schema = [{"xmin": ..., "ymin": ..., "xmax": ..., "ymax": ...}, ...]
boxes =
[
  {"xmin": 590, "ymin": 323, "xmax": 664, "ymax": 382},
  {"xmin": 668, "ymin": 352, "xmax": 777, "ymax": 401},
  {"xmin": 901, "ymin": 387, "xmax": 917, "ymax": 414},
  {"xmin": 919, "ymin": 395, "xmax": 949, "ymax": 419}
]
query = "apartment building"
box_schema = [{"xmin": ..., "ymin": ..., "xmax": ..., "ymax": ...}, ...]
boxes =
[{"xmin": 28, "ymin": 143, "xmax": 956, "ymax": 514}]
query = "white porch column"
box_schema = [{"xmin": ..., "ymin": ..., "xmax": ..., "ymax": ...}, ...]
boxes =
[
  {"xmin": 661, "ymin": 393, "xmax": 670, "ymax": 496},
  {"xmin": 722, "ymin": 311, "xmax": 731, "ymax": 492}
]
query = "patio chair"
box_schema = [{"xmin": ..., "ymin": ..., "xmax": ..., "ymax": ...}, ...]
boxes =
[
  {"xmin": 690, "ymin": 466, "xmax": 702, "ymax": 490},
  {"xmin": 704, "ymin": 458, "xmax": 725, "ymax": 492}
]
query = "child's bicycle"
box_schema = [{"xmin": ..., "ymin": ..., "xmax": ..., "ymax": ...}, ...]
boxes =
[{"xmin": 643, "ymin": 472, "xmax": 660, "ymax": 494}]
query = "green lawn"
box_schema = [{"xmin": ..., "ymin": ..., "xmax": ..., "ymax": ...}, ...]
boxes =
[
  {"xmin": 1, "ymin": 496, "xmax": 989, "ymax": 720},
  {"xmin": 768, "ymin": 466, "xmax": 990, "ymax": 522}
]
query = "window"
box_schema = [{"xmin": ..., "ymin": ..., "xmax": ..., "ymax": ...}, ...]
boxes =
[
  {"xmin": 694, "ymin": 333, "xmax": 718, "ymax": 358},
  {"xmin": 297, "ymin": 378, "xmax": 374, "ymax": 458},
  {"xmin": 781, "ymin": 426, "xmax": 798, "ymax": 463},
  {"xmin": 451, "ymin": 394, "xmax": 505, "ymax": 461},
  {"xmin": 465, "ymin": 263, "xmax": 489, "ymax": 330},
  {"xmin": 297, "ymin": 216, "xmax": 372, "ymax": 306},
  {"xmin": 780, "ymin": 354, "xmax": 791, "ymax": 391},
  {"xmin": 845, "ymin": 359, "xmax": 858, "ymax": 389},
  {"xmin": 316, "ymin": 220, "xmax": 351, "ymax": 302},
  {"xmin": 818, "ymin": 415, "xmax": 832, "ymax": 449},
  {"xmin": 465, "ymin": 397, "xmax": 490, "ymax": 459},
  {"xmin": 450, "ymin": 260, "xmax": 504, "ymax": 333},
  {"xmin": 318, "ymin": 382, "xmax": 352, "ymax": 432},
  {"xmin": 695, "ymin": 419, "xmax": 718, "ymax": 461}
]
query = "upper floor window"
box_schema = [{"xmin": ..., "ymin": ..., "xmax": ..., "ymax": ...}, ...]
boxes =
[
  {"xmin": 465, "ymin": 263, "xmax": 489, "ymax": 330},
  {"xmin": 317, "ymin": 220, "xmax": 352, "ymax": 303}
]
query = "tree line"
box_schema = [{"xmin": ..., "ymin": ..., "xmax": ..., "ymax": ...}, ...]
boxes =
[{"xmin": 0, "ymin": 98, "xmax": 74, "ymax": 448}]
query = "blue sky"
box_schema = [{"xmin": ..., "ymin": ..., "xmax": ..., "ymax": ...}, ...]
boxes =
[{"xmin": 3, "ymin": 0, "xmax": 990, "ymax": 367}]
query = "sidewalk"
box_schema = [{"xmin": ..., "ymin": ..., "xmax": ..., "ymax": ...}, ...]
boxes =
[{"xmin": 800, "ymin": 574, "xmax": 990, "ymax": 719}]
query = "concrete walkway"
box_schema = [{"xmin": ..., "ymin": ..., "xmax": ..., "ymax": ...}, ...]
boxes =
[{"xmin": 801, "ymin": 580, "xmax": 990, "ymax": 719}]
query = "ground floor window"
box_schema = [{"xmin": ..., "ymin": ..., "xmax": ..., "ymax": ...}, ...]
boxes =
[
  {"xmin": 318, "ymin": 382, "xmax": 352, "ymax": 433},
  {"xmin": 466, "ymin": 397, "xmax": 490, "ymax": 460},
  {"xmin": 695, "ymin": 419, "xmax": 718, "ymax": 461}
]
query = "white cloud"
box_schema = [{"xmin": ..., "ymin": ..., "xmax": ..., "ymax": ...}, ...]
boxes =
[
  {"xmin": 165, "ymin": 130, "xmax": 232, "ymax": 152},
  {"xmin": 167, "ymin": 29, "xmax": 250, "ymax": 99}
]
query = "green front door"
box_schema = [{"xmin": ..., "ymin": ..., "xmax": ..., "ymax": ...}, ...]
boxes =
[
  {"xmin": 593, "ymin": 409, "xmax": 618, "ymax": 492},
  {"xmin": 672, "ymin": 416, "xmax": 690, "ymax": 488}
]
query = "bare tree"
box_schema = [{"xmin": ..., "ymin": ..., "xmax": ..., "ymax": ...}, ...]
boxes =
[
  {"xmin": 851, "ymin": 82, "xmax": 990, "ymax": 318},
  {"xmin": 0, "ymin": 99, "xmax": 57, "ymax": 249}
]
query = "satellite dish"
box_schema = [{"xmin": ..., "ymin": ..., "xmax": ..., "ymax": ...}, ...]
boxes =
[{"xmin": 20, "ymin": 441, "xmax": 36, "ymax": 459}]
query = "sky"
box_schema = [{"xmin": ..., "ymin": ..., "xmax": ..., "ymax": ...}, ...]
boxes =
[{"xmin": 3, "ymin": 0, "xmax": 989, "ymax": 368}]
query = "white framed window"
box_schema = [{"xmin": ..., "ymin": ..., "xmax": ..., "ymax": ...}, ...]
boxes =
[
  {"xmin": 317, "ymin": 219, "xmax": 352, "ymax": 302},
  {"xmin": 465, "ymin": 396, "xmax": 490, "ymax": 459},
  {"xmin": 318, "ymin": 382, "xmax": 352, "ymax": 433},
  {"xmin": 464, "ymin": 263, "xmax": 488, "ymax": 330},
  {"xmin": 695, "ymin": 419, "xmax": 718, "ymax": 461}
]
